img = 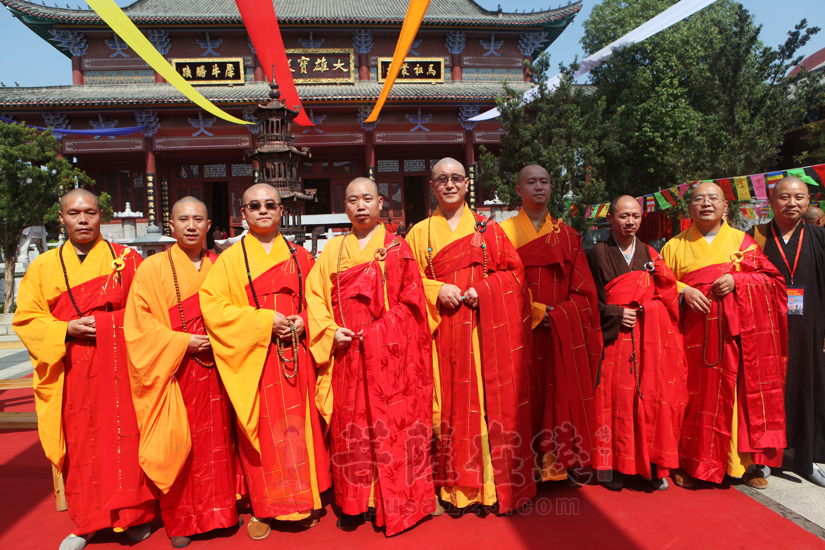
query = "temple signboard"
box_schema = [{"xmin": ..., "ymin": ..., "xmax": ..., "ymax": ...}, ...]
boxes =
[
  {"xmin": 377, "ymin": 57, "xmax": 445, "ymax": 83},
  {"xmin": 172, "ymin": 58, "xmax": 245, "ymax": 85},
  {"xmin": 286, "ymin": 48, "xmax": 355, "ymax": 84}
]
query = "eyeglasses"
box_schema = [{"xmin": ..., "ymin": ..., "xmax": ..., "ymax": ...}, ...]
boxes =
[
  {"xmin": 243, "ymin": 200, "xmax": 281, "ymax": 211},
  {"xmin": 434, "ymin": 174, "xmax": 467, "ymax": 185},
  {"xmin": 690, "ymin": 195, "xmax": 724, "ymax": 205}
]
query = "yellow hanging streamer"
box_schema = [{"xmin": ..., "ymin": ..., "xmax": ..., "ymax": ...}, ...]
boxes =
[
  {"xmin": 84, "ymin": 0, "xmax": 252, "ymax": 126},
  {"xmin": 364, "ymin": 0, "xmax": 431, "ymax": 123}
]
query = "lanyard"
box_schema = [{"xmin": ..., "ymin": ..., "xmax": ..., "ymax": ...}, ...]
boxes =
[{"xmin": 771, "ymin": 221, "xmax": 804, "ymax": 284}]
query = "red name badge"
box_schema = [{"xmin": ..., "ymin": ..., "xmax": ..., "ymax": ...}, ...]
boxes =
[{"xmin": 787, "ymin": 286, "xmax": 804, "ymax": 316}]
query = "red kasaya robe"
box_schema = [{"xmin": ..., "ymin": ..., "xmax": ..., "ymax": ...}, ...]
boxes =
[
  {"xmin": 516, "ymin": 222, "xmax": 602, "ymax": 476},
  {"xmin": 592, "ymin": 249, "xmax": 687, "ymax": 479},
  {"xmin": 679, "ymin": 241, "xmax": 788, "ymax": 483},
  {"xmin": 125, "ymin": 246, "xmax": 244, "ymax": 538},
  {"xmin": 427, "ymin": 221, "xmax": 536, "ymax": 512},
  {"xmin": 14, "ymin": 239, "xmax": 158, "ymax": 536},
  {"xmin": 324, "ymin": 232, "xmax": 434, "ymax": 536}
]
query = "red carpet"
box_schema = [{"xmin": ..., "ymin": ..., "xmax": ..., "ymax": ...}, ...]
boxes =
[{"xmin": 2, "ymin": 385, "xmax": 824, "ymax": 550}]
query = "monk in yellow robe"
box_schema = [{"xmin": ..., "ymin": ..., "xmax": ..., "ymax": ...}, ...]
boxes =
[
  {"xmin": 406, "ymin": 158, "xmax": 535, "ymax": 514},
  {"xmin": 13, "ymin": 189, "xmax": 158, "ymax": 550},
  {"xmin": 307, "ymin": 178, "xmax": 435, "ymax": 534},
  {"xmin": 124, "ymin": 197, "xmax": 242, "ymax": 548},
  {"xmin": 499, "ymin": 165, "xmax": 602, "ymax": 485},
  {"xmin": 661, "ymin": 182, "xmax": 787, "ymax": 489},
  {"xmin": 199, "ymin": 184, "xmax": 331, "ymax": 540}
]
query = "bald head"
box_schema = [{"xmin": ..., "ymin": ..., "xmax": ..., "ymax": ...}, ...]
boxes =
[
  {"xmin": 242, "ymin": 183, "xmax": 281, "ymax": 205},
  {"xmin": 804, "ymin": 206, "xmax": 824, "ymax": 225},
  {"xmin": 171, "ymin": 196, "xmax": 208, "ymax": 219},
  {"xmin": 689, "ymin": 181, "xmax": 725, "ymax": 203},
  {"xmin": 430, "ymin": 157, "xmax": 465, "ymax": 181},
  {"xmin": 608, "ymin": 195, "xmax": 641, "ymax": 217},
  {"xmin": 59, "ymin": 188, "xmax": 100, "ymax": 211},
  {"xmin": 345, "ymin": 177, "xmax": 378, "ymax": 198},
  {"xmin": 771, "ymin": 176, "xmax": 807, "ymax": 199}
]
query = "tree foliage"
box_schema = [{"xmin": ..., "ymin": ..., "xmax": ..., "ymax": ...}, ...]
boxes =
[
  {"xmin": 0, "ymin": 122, "xmax": 92, "ymax": 310},
  {"xmin": 582, "ymin": 0, "xmax": 824, "ymax": 197},
  {"xmin": 478, "ymin": 54, "xmax": 614, "ymax": 233}
]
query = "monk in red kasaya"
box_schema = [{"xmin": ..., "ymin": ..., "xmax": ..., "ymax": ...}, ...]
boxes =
[
  {"xmin": 307, "ymin": 177, "xmax": 435, "ymax": 534},
  {"xmin": 587, "ymin": 195, "xmax": 687, "ymax": 491},
  {"xmin": 125, "ymin": 197, "xmax": 244, "ymax": 548},
  {"xmin": 14, "ymin": 189, "xmax": 158, "ymax": 550},
  {"xmin": 406, "ymin": 158, "xmax": 535, "ymax": 514},
  {"xmin": 499, "ymin": 165, "xmax": 602, "ymax": 484}
]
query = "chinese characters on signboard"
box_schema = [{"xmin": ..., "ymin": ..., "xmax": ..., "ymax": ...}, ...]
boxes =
[
  {"xmin": 172, "ymin": 58, "xmax": 244, "ymax": 85},
  {"xmin": 378, "ymin": 57, "xmax": 445, "ymax": 83},
  {"xmin": 286, "ymin": 49, "xmax": 355, "ymax": 84}
]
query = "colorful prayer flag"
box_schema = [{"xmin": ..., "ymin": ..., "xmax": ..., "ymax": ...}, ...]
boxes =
[
  {"xmin": 654, "ymin": 191, "xmax": 671, "ymax": 210},
  {"xmin": 645, "ymin": 195, "xmax": 656, "ymax": 212},
  {"xmin": 766, "ymin": 171, "xmax": 783, "ymax": 195},
  {"xmin": 786, "ymin": 167, "xmax": 820, "ymax": 187},
  {"xmin": 598, "ymin": 204, "xmax": 609, "ymax": 218},
  {"xmin": 717, "ymin": 178, "xmax": 736, "ymax": 200},
  {"xmin": 733, "ymin": 176, "xmax": 750, "ymax": 200},
  {"xmin": 812, "ymin": 164, "xmax": 825, "ymax": 186},
  {"xmin": 678, "ymin": 183, "xmax": 690, "ymax": 198},
  {"xmin": 585, "ymin": 205, "xmax": 592, "ymax": 218},
  {"xmin": 663, "ymin": 188, "xmax": 678, "ymax": 207},
  {"xmin": 751, "ymin": 173, "xmax": 767, "ymax": 200}
]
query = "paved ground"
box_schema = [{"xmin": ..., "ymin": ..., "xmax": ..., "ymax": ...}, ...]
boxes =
[{"xmin": 0, "ymin": 334, "xmax": 31, "ymax": 380}]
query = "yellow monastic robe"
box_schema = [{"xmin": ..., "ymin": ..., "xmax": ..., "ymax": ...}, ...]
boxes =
[
  {"xmin": 660, "ymin": 221, "xmax": 753, "ymax": 477},
  {"xmin": 199, "ymin": 235, "xmax": 327, "ymax": 521},
  {"xmin": 406, "ymin": 206, "xmax": 497, "ymax": 508},
  {"xmin": 124, "ymin": 244, "xmax": 211, "ymax": 491}
]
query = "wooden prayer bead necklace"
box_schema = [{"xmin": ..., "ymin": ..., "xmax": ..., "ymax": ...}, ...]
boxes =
[
  {"xmin": 426, "ymin": 208, "xmax": 488, "ymax": 282},
  {"xmin": 703, "ymin": 301, "xmax": 724, "ymax": 367},
  {"xmin": 166, "ymin": 248, "xmax": 214, "ymax": 368},
  {"xmin": 59, "ymin": 240, "xmax": 121, "ymax": 318},
  {"xmin": 241, "ymin": 234, "xmax": 301, "ymax": 380}
]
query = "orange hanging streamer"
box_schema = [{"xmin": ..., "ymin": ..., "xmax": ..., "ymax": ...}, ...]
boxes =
[{"xmin": 364, "ymin": 0, "xmax": 431, "ymax": 123}]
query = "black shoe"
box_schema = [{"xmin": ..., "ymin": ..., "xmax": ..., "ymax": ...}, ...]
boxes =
[
  {"xmin": 336, "ymin": 513, "xmax": 362, "ymax": 532},
  {"xmin": 604, "ymin": 470, "xmax": 624, "ymax": 491},
  {"xmin": 170, "ymin": 536, "xmax": 191, "ymax": 548}
]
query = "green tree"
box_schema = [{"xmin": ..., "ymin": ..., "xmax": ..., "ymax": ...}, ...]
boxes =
[
  {"xmin": 478, "ymin": 54, "xmax": 614, "ymax": 233},
  {"xmin": 0, "ymin": 122, "xmax": 92, "ymax": 310},
  {"xmin": 582, "ymin": 0, "xmax": 825, "ymax": 198}
]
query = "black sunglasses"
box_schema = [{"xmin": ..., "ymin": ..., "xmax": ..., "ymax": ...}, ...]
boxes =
[{"xmin": 243, "ymin": 200, "xmax": 281, "ymax": 211}]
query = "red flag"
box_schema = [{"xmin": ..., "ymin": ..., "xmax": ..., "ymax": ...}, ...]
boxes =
[
  {"xmin": 661, "ymin": 188, "xmax": 677, "ymax": 207},
  {"xmin": 717, "ymin": 178, "xmax": 736, "ymax": 201},
  {"xmin": 813, "ymin": 164, "xmax": 825, "ymax": 186},
  {"xmin": 236, "ymin": 0, "xmax": 312, "ymax": 127}
]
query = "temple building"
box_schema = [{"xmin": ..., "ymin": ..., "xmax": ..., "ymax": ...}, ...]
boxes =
[{"xmin": 0, "ymin": 0, "xmax": 581, "ymax": 246}]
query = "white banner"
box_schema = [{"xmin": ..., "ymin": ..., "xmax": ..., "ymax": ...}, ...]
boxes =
[{"xmin": 469, "ymin": 0, "xmax": 719, "ymax": 122}]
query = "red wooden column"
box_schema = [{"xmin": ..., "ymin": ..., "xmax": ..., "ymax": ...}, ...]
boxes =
[
  {"xmin": 71, "ymin": 57, "xmax": 84, "ymax": 85},
  {"xmin": 451, "ymin": 53, "xmax": 462, "ymax": 81},
  {"xmin": 359, "ymin": 53, "xmax": 370, "ymax": 82},
  {"xmin": 365, "ymin": 131, "xmax": 376, "ymax": 180},
  {"xmin": 145, "ymin": 145, "xmax": 158, "ymax": 227}
]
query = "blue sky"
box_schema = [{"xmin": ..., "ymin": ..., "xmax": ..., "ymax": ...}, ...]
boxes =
[{"xmin": 0, "ymin": 0, "xmax": 822, "ymax": 87}]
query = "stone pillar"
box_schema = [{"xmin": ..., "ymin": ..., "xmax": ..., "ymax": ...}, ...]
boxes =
[
  {"xmin": 145, "ymin": 147, "xmax": 157, "ymax": 227},
  {"xmin": 160, "ymin": 178, "xmax": 171, "ymax": 236},
  {"xmin": 71, "ymin": 57, "xmax": 84, "ymax": 85}
]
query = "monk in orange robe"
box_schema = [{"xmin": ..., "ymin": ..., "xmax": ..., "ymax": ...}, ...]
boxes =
[
  {"xmin": 13, "ymin": 189, "xmax": 158, "ymax": 550},
  {"xmin": 406, "ymin": 158, "xmax": 535, "ymax": 513},
  {"xmin": 307, "ymin": 178, "xmax": 435, "ymax": 534},
  {"xmin": 200, "ymin": 184, "xmax": 331, "ymax": 540},
  {"xmin": 499, "ymin": 165, "xmax": 602, "ymax": 484},
  {"xmin": 661, "ymin": 182, "xmax": 788, "ymax": 489},
  {"xmin": 587, "ymin": 196, "xmax": 687, "ymax": 491},
  {"xmin": 125, "ymin": 197, "xmax": 243, "ymax": 548}
]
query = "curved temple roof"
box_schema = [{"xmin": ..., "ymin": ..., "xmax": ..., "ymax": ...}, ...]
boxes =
[{"xmin": 3, "ymin": 0, "xmax": 581, "ymax": 27}]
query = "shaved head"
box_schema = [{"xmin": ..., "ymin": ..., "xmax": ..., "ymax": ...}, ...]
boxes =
[
  {"xmin": 804, "ymin": 206, "xmax": 824, "ymax": 224},
  {"xmin": 771, "ymin": 176, "xmax": 807, "ymax": 198},
  {"xmin": 171, "ymin": 196, "xmax": 208, "ymax": 219},
  {"xmin": 242, "ymin": 183, "xmax": 281, "ymax": 205},
  {"xmin": 689, "ymin": 181, "xmax": 725, "ymax": 202},
  {"xmin": 59, "ymin": 188, "xmax": 100, "ymax": 211},
  {"xmin": 345, "ymin": 177, "xmax": 378, "ymax": 198},
  {"xmin": 608, "ymin": 195, "xmax": 641, "ymax": 216},
  {"xmin": 517, "ymin": 164, "xmax": 550, "ymax": 183},
  {"xmin": 431, "ymin": 157, "xmax": 465, "ymax": 181}
]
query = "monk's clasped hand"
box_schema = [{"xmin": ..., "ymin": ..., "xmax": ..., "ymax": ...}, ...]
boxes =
[
  {"xmin": 438, "ymin": 284, "xmax": 464, "ymax": 308},
  {"xmin": 67, "ymin": 316, "xmax": 96, "ymax": 340},
  {"xmin": 334, "ymin": 327, "xmax": 356, "ymax": 348},
  {"xmin": 463, "ymin": 287, "xmax": 479, "ymax": 309},
  {"xmin": 683, "ymin": 286, "xmax": 712, "ymax": 314}
]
